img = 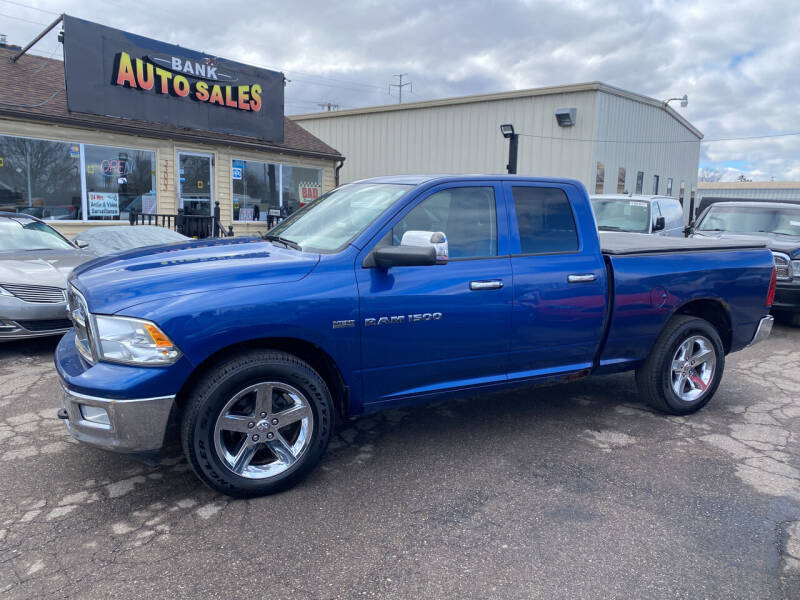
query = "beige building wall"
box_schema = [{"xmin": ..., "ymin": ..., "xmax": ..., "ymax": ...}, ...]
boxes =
[{"xmin": 0, "ymin": 116, "xmax": 336, "ymax": 239}]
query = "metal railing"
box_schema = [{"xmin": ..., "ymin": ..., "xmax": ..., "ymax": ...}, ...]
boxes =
[{"xmin": 129, "ymin": 201, "xmax": 233, "ymax": 239}]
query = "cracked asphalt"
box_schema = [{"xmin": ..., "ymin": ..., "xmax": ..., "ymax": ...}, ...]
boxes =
[{"xmin": 1, "ymin": 325, "xmax": 799, "ymax": 599}]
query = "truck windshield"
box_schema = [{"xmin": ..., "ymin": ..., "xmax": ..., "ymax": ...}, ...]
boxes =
[
  {"xmin": 590, "ymin": 198, "xmax": 650, "ymax": 233},
  {"xmin": 698, "ymin": 205, "xmax": 800, "ymax": 237},
  {"xmin": 268, "ymin": 183, "xmax": 410, "ymax": 252}
]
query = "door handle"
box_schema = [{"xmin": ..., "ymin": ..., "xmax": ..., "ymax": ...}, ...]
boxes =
[
  {"xmin": 567, "ymin": 274, "xmax": 596, "ymax": 283},
  {"xmin": 470, "ymin": 280, "xmax": 504, "ymax": 290}
]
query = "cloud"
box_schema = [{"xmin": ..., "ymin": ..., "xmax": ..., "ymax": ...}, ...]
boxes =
[{"xmin": 6, "ymin": 0, "xmax": 799, "ymax": 180}]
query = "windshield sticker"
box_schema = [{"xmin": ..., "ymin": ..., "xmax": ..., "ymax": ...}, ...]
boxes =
[{"xmin": 629, "ymin": 201, "xmax": 648, "ymax": 207}]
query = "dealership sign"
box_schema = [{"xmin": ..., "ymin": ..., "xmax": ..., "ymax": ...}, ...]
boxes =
[{"xmin": 62, "ymin": 16, "xmax": 284, "ymax": 142}]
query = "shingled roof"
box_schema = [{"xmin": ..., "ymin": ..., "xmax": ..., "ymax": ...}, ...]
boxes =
[{"xmin": 0, "ymin": 46, "xmax": 342, "ymax": 160}]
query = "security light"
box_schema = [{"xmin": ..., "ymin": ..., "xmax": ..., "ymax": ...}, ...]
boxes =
[
  {"xmin": 663, "ymin": 94, "xmax": 688, "ymax": 108},
  {"xmin": 555, "ymin": 108, "xmax": 576, "ymax": 127},
  {"xmin": 500, "ymin": 123, "xmax": 515, "ymax": 139}
]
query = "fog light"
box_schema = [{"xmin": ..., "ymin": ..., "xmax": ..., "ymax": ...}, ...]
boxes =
[{"xmin": 80, "ymin": 404, "xmax": 110, "ymax": 426}]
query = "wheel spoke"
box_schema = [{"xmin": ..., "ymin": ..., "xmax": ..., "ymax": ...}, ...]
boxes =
[
  {"xmin": 219, "ymin": 414, "xmax": 253, "ymax": 433},
  {"xmin": 274, "ymin": 403, "xmax": 310, "ymax": 426},
  {"xmin": 232, "ymin": 440, "xmax": 258, "ymax": 474},
  {"xmin": 671, "ymin": 360, "xmax": 684, "ymax": 373},
  {"xmin": 266, "ymin": 432, "xmax": 297, "ymax": 466},
  {"xmin": 691, "ymin": 347, "xmax": 714, "ymax": 365},
  {"xmin": 254, "ymin": 384, "xmax": 273, "ymax": 415}
]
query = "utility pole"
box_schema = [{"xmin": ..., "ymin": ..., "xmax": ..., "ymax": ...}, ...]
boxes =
[
  {"xmin": 316, "ymin": 102, "xmax": 339, "ymax": 112},
  {"xmin": 390, "ymin": 73, "xmax": 412, "ymax": 104}
]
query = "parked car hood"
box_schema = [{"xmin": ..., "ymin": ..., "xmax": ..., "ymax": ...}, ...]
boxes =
[
  {"xmin": 72, "ymin": 237, "xmax": 320, "ymax": 314},
  {"xmin": 692, "ymin": 231, "xmax": 800, "ymax": 258},
  {"xmin": 0, "ymin": 249, "xmax": 99, "ymax": 289}
]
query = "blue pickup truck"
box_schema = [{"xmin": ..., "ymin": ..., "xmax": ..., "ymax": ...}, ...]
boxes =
[{"xmin": 55, "ymin": 175, "xmax": 777, "ymax": 498}]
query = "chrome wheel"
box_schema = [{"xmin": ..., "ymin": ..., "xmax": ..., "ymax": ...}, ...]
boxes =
[
  {"xmin": 213, "ymin": 382, "xmax": 313, "ymax": 479},
  {"xmin": 670, "ymin": 335, "xmax": 716, "ymax": 402}
]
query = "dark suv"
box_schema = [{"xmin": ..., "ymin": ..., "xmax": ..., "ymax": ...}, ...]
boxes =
[{"xmin": 689, "ymin": 201, "xmax": 800, "ymax": 324}]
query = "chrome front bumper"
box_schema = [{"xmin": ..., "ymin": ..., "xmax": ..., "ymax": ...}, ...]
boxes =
[
  {"xmin": 749, "ymin": 315, "xmax": 774, "ymax": 347},
  {"xmin": 60, "ymin": 386, "xmax": 175, "ymax": 453}
]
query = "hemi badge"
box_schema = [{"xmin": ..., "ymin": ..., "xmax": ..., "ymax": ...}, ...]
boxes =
[{"xmin": 332, "ymin": 320, "xmax": 355, "ymax": 329}]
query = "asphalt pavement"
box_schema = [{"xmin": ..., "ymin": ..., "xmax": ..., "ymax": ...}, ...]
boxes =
[{"xmin": 1, "ymin": 325, "xmax": 799, "ymax": 599}]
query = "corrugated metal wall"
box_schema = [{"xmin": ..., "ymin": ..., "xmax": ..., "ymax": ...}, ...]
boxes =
[
  {"xmin": 296, "ymin": 91, "xmax": 598, "ymax": 185},
  {"xmin": 294, "ymin": 88, "xmax": 701, "ymax": 207},
  {"xmin": 696, "ymin": 186, "xmax": 800, "ymax": 202},
  {"xmin": 593, "ymin": 91, "xmax": 700, "ymax": 209}
]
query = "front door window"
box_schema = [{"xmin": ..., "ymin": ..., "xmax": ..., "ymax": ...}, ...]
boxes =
[{"xmin": 178, "ymin": 153, "xmax": 212, "ymax": 216}]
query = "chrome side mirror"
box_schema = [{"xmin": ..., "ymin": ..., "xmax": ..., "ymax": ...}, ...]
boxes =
[
  {"xmin": 74, "ymin": 239, "xmax": 90, "ymax": 249},
  {"xmin": 400, "ymin": 230, "xmax": 448, "ymax": 264}
]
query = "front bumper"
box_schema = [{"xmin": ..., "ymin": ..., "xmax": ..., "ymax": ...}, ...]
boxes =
[
  {"xmin": 748, "ymin": 315, "xmax": 774, "ymax": 347},
  {"xmin": 60, "ymin": 385, "xmax": 175, "ymax": 453},
  {"xmin": 772, "ymin": 283, "xmax": 800, "ymax": 312},
  {"xmin": 0, "ymin": 296, "xmax": 70, "ymax": 340}
]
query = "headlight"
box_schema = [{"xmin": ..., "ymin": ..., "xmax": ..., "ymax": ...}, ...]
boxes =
[
  {"xmin": 93, "ymin": 315, "xmax": 182, "ymax": 365},
  {"xmin": 793, "ymin": 260, "xmax": 800, "ymax": 279}
]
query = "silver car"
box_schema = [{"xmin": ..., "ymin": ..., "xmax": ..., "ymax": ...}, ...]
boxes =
[{"xmin": 0, "ymin": 212, "xmax": 98, "ymax": 341}]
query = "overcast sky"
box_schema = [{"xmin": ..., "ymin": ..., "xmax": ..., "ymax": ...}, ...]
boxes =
[{"xmin": 3, "ymin": 0, "xmax": 798, "ymax": 181}]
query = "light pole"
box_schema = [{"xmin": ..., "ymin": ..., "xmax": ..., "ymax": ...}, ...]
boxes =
[{"xmin": 500, "ymin": 123, "xmax": 518, "ymax": 175}]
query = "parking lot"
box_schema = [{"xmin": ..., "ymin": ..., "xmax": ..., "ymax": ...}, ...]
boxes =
[{"xmin": 0, "ymin": 326, "xmax": 798, "ymax": 599}]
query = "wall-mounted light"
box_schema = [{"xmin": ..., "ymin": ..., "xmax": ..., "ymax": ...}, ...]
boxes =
[
  {"xmin": 555, "ymin": 108, "xmax": 576, "ymax": 127},
  {"xmin": 663, "ymin": 94, "xmax": 688, "ymax": 108},
  {"xmin": 499, "ymin": 124, "xmax": 518, "ymax": 174}
]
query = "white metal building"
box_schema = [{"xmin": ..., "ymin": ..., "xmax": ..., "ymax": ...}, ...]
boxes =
[{"xmin": 292, "ymin": 82, "xmax": 702, "ymax": 208}]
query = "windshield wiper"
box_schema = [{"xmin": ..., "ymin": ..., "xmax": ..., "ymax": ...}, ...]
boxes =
[
  {"xmin": 755, "ymin": 229, "xmax": 798, "ymax": 236},
  {"xmin": 263, "ymin": 234, "xmax": 302, "ymax": 251},
  {"xmin": 598, "ymin": 226, "xmax": 625, "ymax": 231},
  {"xmin": 699, "ymin": 228, "xmax": 726, "ymax": 232}
]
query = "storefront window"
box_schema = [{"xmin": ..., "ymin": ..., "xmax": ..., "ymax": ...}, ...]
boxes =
[
  {"xmin": 232, "ymin": 159, "xmax": 279, "ymax": 221},
  {"xmin": 282, "ymin": 165, "xmax": 323, "ymax": 215},
  {"xmin": 0, "ymin": 134, "xmax": 82, "ymax": 220},
  {"xmin": 84, "ymin": 144, "xmax": 156, "ymax": 221}
]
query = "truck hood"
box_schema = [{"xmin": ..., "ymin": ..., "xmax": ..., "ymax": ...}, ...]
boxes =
[
  {"xmin": 72, "ymin": 237, "xmax": 320, "ymax": 314},
  {"xmin": 0, "ymin": 249, "xmax": 98, "ymax": 289},
  {"xmin": 692, "ymin": 231, "xmax": 800, "ymax": 258}
]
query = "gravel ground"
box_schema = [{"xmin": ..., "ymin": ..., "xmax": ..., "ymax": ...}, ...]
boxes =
[{"xmin": 0, "ymin": 324, "xmax": 798, "ymax": 599}]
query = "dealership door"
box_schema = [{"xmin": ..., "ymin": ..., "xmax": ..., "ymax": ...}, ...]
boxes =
[{"xmin": 178, "ymin": 152, "xmax": 213, "ymax": 216}]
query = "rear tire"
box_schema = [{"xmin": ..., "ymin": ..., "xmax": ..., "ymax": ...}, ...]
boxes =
[
  {"xmin": 635, "ymin": 315, "xmax": 725, "ymax": 415},
  {"xmin": 181, "ymin": 350, "xmax": 333, "ymax": 498}
]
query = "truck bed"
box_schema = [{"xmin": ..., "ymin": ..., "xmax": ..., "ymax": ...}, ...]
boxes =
[{"xmin": 599, "ymin": 231, "xmax": 766, "ymax": 256}]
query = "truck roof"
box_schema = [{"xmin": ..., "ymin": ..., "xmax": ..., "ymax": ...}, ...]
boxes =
[
  {"xmin": 351, "ymin": 174, "xmax": 586, "ymax": 187},
  {"xmin": 706, "ymin": 200, "xmax": 800, "ymax": 210},
  {"xmin": 590, "ymin": 194, "xmax": 677, "ymax": 203}
]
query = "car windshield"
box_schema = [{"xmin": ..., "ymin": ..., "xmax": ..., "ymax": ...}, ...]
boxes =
[
  {"xmin": 267, "ymin": 183, "xmax": 411, "ymax": 252},
  {"xmin": 697, "ymin": 205, "xmax": 800, "ymax": 237},
  {"xmin": 591, "ymin": 198, "xmax": 651, "ymax": 233},
  {"xmin": 0, "ymin": 217, "xmax": 74, "ymax": 251}
]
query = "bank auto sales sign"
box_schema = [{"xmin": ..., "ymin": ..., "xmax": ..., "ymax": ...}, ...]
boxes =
[{"xmin": 62, "ymin": 15, "xmax": 284, "ymax": 142}]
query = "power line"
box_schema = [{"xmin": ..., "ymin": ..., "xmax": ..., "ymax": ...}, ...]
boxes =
[
  {"xmin": 0, "ymin": 0, "xmax": 58, "ymax": 14},
  {"xmin": 516, "ymin": 131, "xmax": 800, "ymax": 144},
  {"xmin": 389, "ymin": 73, "xmax": 412, "ymax": 104},
  {"xmin": 0, "ymin": 11, "xmax": 47, "ymax": 25}
]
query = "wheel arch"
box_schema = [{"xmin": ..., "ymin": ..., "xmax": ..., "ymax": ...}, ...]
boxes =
[
  {"xmin": 672, "ymin": 298, "xmax": 732, "ymax": 353},
  {"xmin": 175, "ymin": 337, "xmax": 350, "ymax": 419}
]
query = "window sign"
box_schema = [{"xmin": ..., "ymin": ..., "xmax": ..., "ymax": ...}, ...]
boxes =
[
  {"xmin": 298, "ymin": 181, "xmax": 322, "ymax": 205},
  {"xmin": 238, "ymin": 207, "xmax": 254, "ymax": 221},
  {"xmin": 282, "ymin": 165, "xmax": 323, "ymax": 214},
  {"xmin": 232, "ymin": 166, "xmax": 243, "ymax": 180},
  {"xmin": 84, "ymin": 144, "xmax": 156, "ymax": 221},
  {"xmin": 88, "ymin": 192, "xmax": 119, "ymax": 217}
]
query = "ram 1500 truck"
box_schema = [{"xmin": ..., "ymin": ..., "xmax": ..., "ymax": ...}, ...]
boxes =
[{"xmin": 55, "ymin": 175, "xmax": 777, "ymax": 498}]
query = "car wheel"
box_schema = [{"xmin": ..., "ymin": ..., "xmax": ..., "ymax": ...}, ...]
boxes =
[
  {"xmin": 635, "ymin": 315, "xmax": 725, "ymax": 415},
  {"xmin": 181, "ymin": 350, "xmax": 333, "ymax": 498}
]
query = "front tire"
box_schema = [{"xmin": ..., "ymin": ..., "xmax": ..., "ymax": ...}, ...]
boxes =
[
  {"xmin": 181, "ymin": 350, "xmax": 333, "ymax": 498},
  {"xmin": 635, "ymin": 315, "xmax": 725, "ymax": 415}
]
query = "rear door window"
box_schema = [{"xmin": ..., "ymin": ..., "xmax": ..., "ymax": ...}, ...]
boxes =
[{"xmin": 511, "ymin": 187, "xmax": 578, "ymax": 254}]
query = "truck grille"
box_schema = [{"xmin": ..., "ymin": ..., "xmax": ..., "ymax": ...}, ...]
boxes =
[
  {"xmin": 773, "ymin": 252, "xmax": 792, "ymax": 281},
  {"xmin": 2, "ymin": 283, "xmax": 66, "ymax": 303}
]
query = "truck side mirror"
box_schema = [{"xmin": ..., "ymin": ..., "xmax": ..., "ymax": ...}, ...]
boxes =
[
  {"xmin": 399, "ymin": 230, "xmax": 448, "ymax": 264},
  {"xmin": 653, "ymin": 216, "xmax": 666, "ymax": 232},
  {"xmin": 74, "ymin": 239, "xmax": 90, "ymax": 249},
  {"xmin": 683, "ymin": 222, "xmax": 695, "ymax": 237},
  {"xmin": 371, "ymin": 245, "xmax": 437, "ymax": 269}
]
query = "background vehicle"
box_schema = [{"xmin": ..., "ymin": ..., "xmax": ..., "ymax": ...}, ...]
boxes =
[
  {"xmin": 0, "ymin": 212, "xmax": 98, "ymax": 341},
  {"xmin": 55, "ymin": 175, "xmax": 775, "ymax": 498},
  {"xmin": 590, "ymin": 194, "xmax": 685, "ymax": 236},
  {"xmin": 72, "ymin": 225, "xmax": 191, "ymax": 257},
  {"xmin": 689, "ymin": 201, "xmax": 800, "ymax": 324}
]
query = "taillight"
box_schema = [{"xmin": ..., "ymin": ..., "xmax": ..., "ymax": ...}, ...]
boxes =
[{"xmin": 766, "ymin": 266, "xmax": 777, "ymax": 307}]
